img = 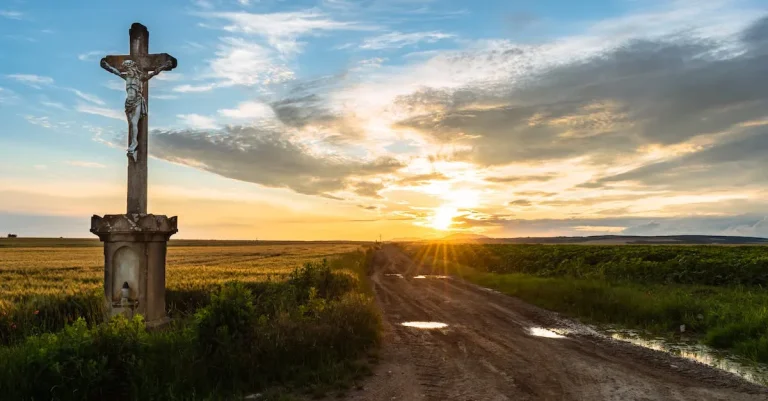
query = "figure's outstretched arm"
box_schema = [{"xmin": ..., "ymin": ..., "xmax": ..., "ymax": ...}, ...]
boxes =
[
  {"xmin": 100, "ymin": 58, "xmax": 126, "ymax": 79},
  {"xmin": 145, "ymin": 60, "xmax": 174, "ymax": 81}
]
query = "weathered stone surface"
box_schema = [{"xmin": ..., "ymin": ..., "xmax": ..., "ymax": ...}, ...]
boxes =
[
  {"xmin": 91, "ymin": 214, "xmax": 177, "ymax": 326},
  {"xmin": 91, "ymin": 214, "xmax": 178, "ymax": 235}
]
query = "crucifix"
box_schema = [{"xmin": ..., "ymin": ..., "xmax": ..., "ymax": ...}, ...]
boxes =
[
  {"xmin": 91, "ymin": 22, "xmax": 179, "ymax": 328},
  {"xmin": 100, "ymin": 22, "xmax": 177, "ymax": 215}
]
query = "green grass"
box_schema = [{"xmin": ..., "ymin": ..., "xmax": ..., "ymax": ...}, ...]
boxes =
[
  {"xmin": 401, "ymin": 242, "xmax": 768, "ymax": 364},
  {"xmin": 0, "ymin": 247, "xmax": 381, "ymax": 400}
]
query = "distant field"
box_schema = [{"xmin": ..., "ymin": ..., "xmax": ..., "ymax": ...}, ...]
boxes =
[
  {"xmin": 0, "ymin": 241, "xmax": 364, "ymax": 306},
  {"xmin": 0, "ymin": 237, "xmax": 367, "ymax": 248}
]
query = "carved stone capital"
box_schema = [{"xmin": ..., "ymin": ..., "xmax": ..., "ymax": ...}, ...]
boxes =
[{"xmin": 91, "ymin": 214, "xmax": 178, "ymax": 242}]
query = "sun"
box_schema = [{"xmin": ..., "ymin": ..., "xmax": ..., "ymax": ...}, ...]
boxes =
[{"xmin": 430, "ymin": 206, "xmax": 457, "ymax": 230}]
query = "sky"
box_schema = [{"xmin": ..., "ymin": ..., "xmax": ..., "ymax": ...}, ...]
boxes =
[{"xmin": 1, "ymin": 0, "xmax": 768, "ymax": 240}]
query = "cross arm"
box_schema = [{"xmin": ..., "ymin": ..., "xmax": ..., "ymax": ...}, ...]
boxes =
[{"xmin": 102, "ymin": 53, "xmax": 178, "ymax": 76}]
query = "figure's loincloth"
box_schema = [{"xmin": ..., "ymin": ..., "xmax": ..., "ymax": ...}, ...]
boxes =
[{"xmin": 125, "ymin": 95, "xmax": 147, "ymax": 118}]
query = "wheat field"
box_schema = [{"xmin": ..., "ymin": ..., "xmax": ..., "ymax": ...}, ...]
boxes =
[{"xmin": 0, "ymin": 240, "xmax": 364, "ymax": 307}]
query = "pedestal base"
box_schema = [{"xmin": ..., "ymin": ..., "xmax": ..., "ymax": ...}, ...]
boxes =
[{"xmin": 91, "ymin": 214, "xmax": 177, "ymax": 326}]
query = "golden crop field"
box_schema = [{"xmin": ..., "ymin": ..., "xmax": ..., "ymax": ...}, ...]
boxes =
[{"xmin": 0, "ymin": 240, "xmax": 365, "ymax": 307}]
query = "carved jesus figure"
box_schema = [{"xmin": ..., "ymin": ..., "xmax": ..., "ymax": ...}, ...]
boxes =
[{"xmin": 100, "ymin": 58, "xmax": 173, "ymax": 161}]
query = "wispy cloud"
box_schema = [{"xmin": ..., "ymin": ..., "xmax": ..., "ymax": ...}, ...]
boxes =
[
  {"xmin": 69, "ymin": 89, "xmax": 105, "ymax": 105},
  {"xmin": 0, "ymin": 87, "xmax": 17, "ymax": 104},
  {"xmin": 77, "ymin": 50, "xmax": 107, "ymax": 61},
  {"xmin": 198, "ymin": 10, "xmax": 371, "ymax": 55},
  {"xmin": 24, "ymin": 115, "xmax": 54, "ymax": 129},
  {"xmin": 66, "ymin": 161, "xmax": 107, "ymax": 168},
  {"xmin": 41, "ymin": 100, "xmax": 67, "ymax": 110},
  {"xmin": 0, "ymin": 10, "xmax": 23, "ymax": 20},
  {"xmin": 76, "ymin": 104, "xmax": 123, "ymax": 120},
  {"xmin": 177, "ymin": 114, "xmax": 218, "ymax": 129},
  {"xmin": 173, "ymin": 83, "xmax": 217, "ymax": 93},
  {"xmin": 174, "ymin": 37, "xmax": 294, "ymax": 91},
  {"xmin": 218, "ymin": 101, "xmax": 274, "ymax": 119},
  {"xmin": 6, "ymin": 74, "xmax": 54, "ymax": 89},
  {"xmin": 360, "ymin": 31, "xmax": 455, "ymax": 50},
  {"xmin": 104, "ymin": 79, "xmax": 125, "ymax": 91}
]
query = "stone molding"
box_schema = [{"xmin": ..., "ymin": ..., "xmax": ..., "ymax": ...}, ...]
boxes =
[{"xmin": 91, "ymin": 214, "xmax": 178, "ymax": 242}]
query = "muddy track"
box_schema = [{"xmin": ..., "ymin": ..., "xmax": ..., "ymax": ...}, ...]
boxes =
[{"xmin": 343, "ymin": 245, "xmax": 768, "ymax": 401}]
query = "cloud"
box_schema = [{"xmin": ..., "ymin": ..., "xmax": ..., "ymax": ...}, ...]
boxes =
[
  {"xmin": 359, "ymin": 31, "xmax": 455, "ymax": 50},
  {"xmin": 218, "ymin": 101, "xmax": 274, "ymax": 119},
  {"xmin": 150, "ymin": 125, "xmax": 404, "ymax": 196},
  {"xmin": 352, "ymin": 181, "xmax": 384, "ymax": 198},
  {"xmin": 6, "ymin": 74, "xmax": 54, "ymax": 89},
  {"xmin": 0, "ymin": 10, "xmax": 23, "ymax": 20},
  {"xmin": 486, "ymin": 175, "xmax": 556, "ymax": 183},
  {"xmin": 176, "ymin": 37, "xmax": 294, "ymax": 91},
  {"xmin": 77, "ymin": 51, "xmax": 107, "ymax": 61},
  {"xmin": 177, "ymin": 114, "xmax": 219, "ymax": 130},
  {"xmin": 173, "ymin": 83, "xmax": 217, "ymax": 93},
  {"xmin": 199, "ymin": 10, "xmax": 370, "ymax": 55},
  {"xmin": 65, "ymin": 161, "xmax": 106, "ymax": 168},
  {"xmin": 69, "ymin": 89, "xmax": 105, "ymax": 105},
  {"xmin": 394, "ymin": 14, "xmax": 768, "ymax": 170},
  {"xmin": 397, "ymin": 172, "xmax": 449, "ymax": 186},
  {"xmin": 0, "ymin": 87, "xmax": 17, "ymax": 104},
  {"xmin": 41, "ymin": 100, "xmax": 66, "ymax": 110},
  {"xmin": 76, "ymin": 105, "xmax": 123, "ymax": 120},
  {"xmin": 24, "ymin": 115, "xmax": 54, "ymax": 129},
  {"xmin": 508, "ymin": 199, "xmax": 532, "ymax": 207}
]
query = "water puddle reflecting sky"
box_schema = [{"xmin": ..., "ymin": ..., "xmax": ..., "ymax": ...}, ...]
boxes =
[
  {"xmin": 528, "ymin": 327, "xmax": 567, "ymax": 339},
  {"xmin": 384, "ymin": 273, "xmax": 404, "ymax": 278},
  {"xmin": 412, "ymin": 275, "xmax": 450, "ymax": 279},
  {"xmin": 401, "ymin": 321, "xmax": 449, "ymax": 329},
  {"xmin": 607, "ymin": 329, "xmax": 768, "ymax": 386}
]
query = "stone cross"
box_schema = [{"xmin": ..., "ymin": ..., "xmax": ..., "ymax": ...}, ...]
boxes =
[
  {"xmin": 100, "ymin": 23, "xmax": 177, "ymax": 215},
  {"xmin": 91, "ymin": 23, "xmax": 178, "ymax": 328}
]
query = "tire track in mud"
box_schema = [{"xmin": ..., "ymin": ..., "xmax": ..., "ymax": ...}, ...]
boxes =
[{"xmin": 342, "ymin": 246, "xmax": 768, "ymax": 401}]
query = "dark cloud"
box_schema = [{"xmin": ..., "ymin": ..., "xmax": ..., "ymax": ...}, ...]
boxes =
[
  {"xmin": 594, "ymin": 125, "xmax": 768, "ymax": 189},
  {"xmin": 486, "ymin": 174, "xmax": 556, "ymax": 183},
  {"xmin": 395, "ymin": 16, "xmax": 768, "ymax": 171},
  {"xmin": 352, "ymin": 181, "xmax": 385, "ymax": 198},
  {"xmin": 397, "ymin": 172, "xmax": 450, "ymax": 185},
  {"xmin": 508, "ymin": 199, "xmax": 532, "ymax": 207},
  {"xmin": 151, "ymin": 126, "xmax": 403, "ymax": 196}
]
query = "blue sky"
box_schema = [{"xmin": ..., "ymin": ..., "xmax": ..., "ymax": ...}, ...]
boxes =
[{"xmin": 2, "ymin": 0, "xmax": 768, "ymax": 239}]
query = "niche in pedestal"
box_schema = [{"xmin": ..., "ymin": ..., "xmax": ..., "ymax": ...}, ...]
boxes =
[{"xmin": 113, "ymin": 246, "xmax": 139, "ymax": 303}]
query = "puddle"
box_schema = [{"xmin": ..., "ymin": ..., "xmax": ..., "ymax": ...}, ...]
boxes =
[
  {"xmin": 384, "ymin": 273, "xmax": 404, "ymax": 278},
  {"xmin": 401, "ymin": 321, "xmax": 449, "ymax": 329},
  {"xmin": 528, "ymin": 327, "xmax": 567, "ymax": 339},
  {"xmin": 607, "ymin": 329, "xmax": 768, "ymax": 386},
  {"xmin": 412, "ymin": 275, "xmax": 450, "ymax": 279}
]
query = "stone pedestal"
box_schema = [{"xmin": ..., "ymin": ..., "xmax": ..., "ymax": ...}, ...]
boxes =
[{"xmin": 90, "ymin": 214, "xmax": 177, "ymax": 327}]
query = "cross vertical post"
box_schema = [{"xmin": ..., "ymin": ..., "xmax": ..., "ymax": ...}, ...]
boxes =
[{"xmin": 128, "ymin": 23, "xmax": 149, "ymax": 215}]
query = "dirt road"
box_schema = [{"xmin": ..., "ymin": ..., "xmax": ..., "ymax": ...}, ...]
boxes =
[{"xmin": 345, "ymin": 245, "xmax": 768, "ymax": 401}]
